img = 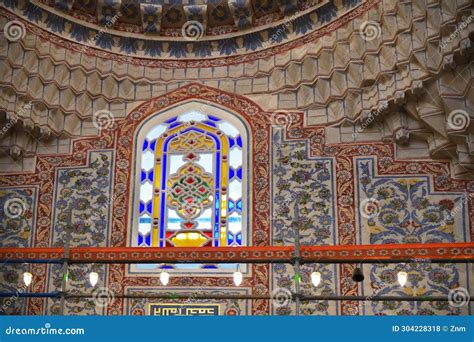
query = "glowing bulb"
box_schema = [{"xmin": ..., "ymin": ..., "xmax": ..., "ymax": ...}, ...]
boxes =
[
  {"xmin": 311, "ymin": 272, "xmax": 321, "ymax": 287},
  {"xmin": 160, "ymin": 271, "xmax": 170, "ymax": 286},
  {"xmin": 397, "ymin": 271, "xmax": 408, "ymax": 287},
  {"xmin": 89, "ymin": 272, "xmax": 99, "ymax": 287},
  {"xmin": 233, "ymin": 271, "xmax": 243, "ymax": 286},
  {"xmin": 23, "ymin": 272, "xmax": 32, "ymax": 287}
]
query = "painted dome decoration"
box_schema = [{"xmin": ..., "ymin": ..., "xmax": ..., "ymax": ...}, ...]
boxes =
[{"xmin": 0, "ymin": 0, "xmax": 376, "ymax": 59}]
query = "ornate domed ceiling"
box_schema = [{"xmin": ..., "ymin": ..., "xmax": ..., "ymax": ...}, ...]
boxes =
[{"xmin": 1, "ymin": 0, "xmax": 376, "ymax": 62}]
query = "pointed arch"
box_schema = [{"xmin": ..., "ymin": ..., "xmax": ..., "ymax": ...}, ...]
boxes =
[{"xmin": 130, "ymin": 100, "xmax": 251, "ymax": 250}]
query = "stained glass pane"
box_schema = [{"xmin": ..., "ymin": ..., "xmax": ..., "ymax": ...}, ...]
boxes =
[
  {"xmin": 196, "ymin": 153, "xmax": 213, "ymax": 173},
  {"xmin": 167, "ymin": 208, "xmax": 183, "ymax": 230},
  {"xmin": 138, "ymin": 215, "xmax": 152, "ymax": 235},
  {"xmin": 228, "ymin": 179, "xmax": 242, "ymax": 201},
  {"xmin": 196, "ymin": 208, "xmax": 212, "ymax": 229},
  {"xmin": 228, "ymin": 212, "xmax": 242, "ymax": 234},
  {"xmin": 140, "ymin": 182, "xmax": 153, "ymax": 203},
  {"xmin": 145, "ymin": 124, "xmax": 167, "ymax": 141},
  {"xmin": 136, "ymin": 110, "xmax": 247, "ymax": 253},
  {"xmin": 141, "ymin": 151, "xmax": 155, "ymax": 171},
  {"xmin": 179, "ymin": 111, "xmax": 206, "ymax": 122},
  {"xmin": 229, "ymin": 147, "xmax": 242, "ymax": 169},
  {"xmin": 169, "ymin": 154, "xmax": 186, "ymax": 174},
  {"xmin": 217, "ymin": 121, "xmax": 239, "ymax": 138}
]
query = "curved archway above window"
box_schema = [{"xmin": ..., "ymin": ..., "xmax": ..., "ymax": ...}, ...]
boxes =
[{"xmin": 131, "ymin": 101, "xmax": 250, "ymax": 251}]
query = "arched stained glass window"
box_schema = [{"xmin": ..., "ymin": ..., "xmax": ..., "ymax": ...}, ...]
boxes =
[{"xmin": 132, "ymin": 103, "xmax": 249, "ymax": 252}]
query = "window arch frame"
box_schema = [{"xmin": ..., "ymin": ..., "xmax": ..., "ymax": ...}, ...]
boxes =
[{"xmin": 129, "ymin": 100, "xmax": 252, "ymax": 260}]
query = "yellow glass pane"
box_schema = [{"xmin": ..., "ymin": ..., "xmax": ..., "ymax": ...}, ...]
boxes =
[{"xmin": 170, "ymin": 232, "xmax": 208, "ymax": 247}]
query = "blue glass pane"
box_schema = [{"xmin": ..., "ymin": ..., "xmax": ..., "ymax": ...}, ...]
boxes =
[
  {"xmin": 145, "ymin": 234, "xmax": 151, "ymax": 246},
  {"xmin": 161, "ymin": 265, "xmax": 174, "ymax": 269},
  {"xmin": 139, "ymin": 216, "xmax": 152, "ymax": 223},
  {"xmin": 202, "ymin": 120, "xmax": 216, "ymax": 127},
  {"xmin": 214, "ymin": 192, "xmax": 220, "ymax": 246},
  {"xmin": 142, "ymin": 140, "xmax": 148, "ymax": 151},
  {"xmin": 215, "ymin": 152, "xmax": 220, "ymax": 183},
  {"xmin": 138, "ymin": 234, "xmax": 143, "ymax": 245},
  {"xmin": 147, "ymin": 170, "xmax": 154, "ymax": 181},
  {"xmin": 169, "ymin": 122, "xmax": 181, "ymax": 129},
  {"xmin": 227, "ymin": 233, "xmax": 234, "ymax": 244},
  {"xmin": 207, "ymin": 115, "xmax": 220, "ymax": 122},
  {"xmin": 139, "ymin": 201, "xmax": 145, "ymax": 214},
  {"xmin": 140, "ymin": 170, "xmax": 147, "ymax": 182},
  {"xmin": 165, "ymin": 117, "xmax": 178, "ymax": 124},
  {"xmin": 228, "ymin": 200, "xmax": 235, "ymax": 211},
  {"xmin": 236, "ymin": 200, "xmax": 242, "ymax": 211},
  {"xmin": 228, "ymin": 137, "xmax": 235, "ymax": 148},
  {"xmin": 146, "ymin": 202, "xmax": 153, "ymax": 213},
  {"xmin": 236, "ymin": 136, "xmax": 243, "ymax": 147},
  {"xmin": 161, "ymin": 154, "xmax": 167, "ymax": 189},
  {"xmin": 149, "ymin": 140, "xmax": 156, "ymax": 151},
  {"xmin": 202, "ymin": 265, "xmax": 218, "ymax": 269},
  {"xmin": 237, "ymin": 167, "xmax": 242, "ymax": 180},
  {"xmin": 229, "ymin": 168, "xmax": 235, "ymax": 179},
  {"xmin": 236, "ymin": 233, "xmax": 242, "ymax": 245}
]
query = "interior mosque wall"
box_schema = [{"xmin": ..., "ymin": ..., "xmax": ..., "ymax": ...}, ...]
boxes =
[{"xmin": 0, "ymin": 0, "xmax": 473, "ymax": 315}]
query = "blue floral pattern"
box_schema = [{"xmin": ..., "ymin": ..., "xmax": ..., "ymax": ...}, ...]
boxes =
[
  {"xmin": 0, "ymin": 188, "xmax": 36, "ymax": 248},
  {"xmin": 357, "ymin": 158, "xmax": 470, "ymax": 315},
  {"xmin": 51, "ymin": 151, "xmax": 114, "ymax": 247},
  {"xmin": 271, "ymin": 131, "xmax": 338, "ymax": 315}
]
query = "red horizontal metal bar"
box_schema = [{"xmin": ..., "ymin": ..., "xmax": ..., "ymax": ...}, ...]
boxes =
[{"xmin": 0, "ymin": 243, "xmax": 472, "ymax": 264}]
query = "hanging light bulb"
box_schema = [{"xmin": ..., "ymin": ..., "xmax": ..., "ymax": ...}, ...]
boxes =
[
  {"xmin": 23, "ymin": 272, "xmax": 33, "ymax": 287},
  {"xmin": 160, "ymin": 271, "xmax": 170, "ymax": 286},
  {"xmin": 397, "ymin": 271, "xmax": 408, "ymax": 287},
  {"xmin": 311, "ymin": 272, "xmax": 321, "ymax": 287},
  {"xmin": 233, "ymin": 271, "xmax": 243, "ymax": 286},
  {"xmin": 89, "ymin": 272, "xmax": 99, "ymax": 287},
  {"xmin": 352, "ymin": 266, "xmax": 364, "ymax": 282}
]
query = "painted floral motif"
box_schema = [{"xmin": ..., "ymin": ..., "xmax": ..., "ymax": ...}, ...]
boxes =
[
  {"xmin": 271, "ymin": 130, "xmax": 337, "ymax": 315},
  {"xmin": 272, "ymin": 263, "xmax": 337, "ymax": 315},
  {"xmin": 52, "ymin": 151, "xmax": 114, "ymax": 247},
  {"xmin": 366, "ymin": 262, "xmax": 468, "ymax": 315},
  {"xmin": 357, "ymin": 159, "xmax": 466, "ymax": 244},
  {"xmin": 45, "ymin": 264, "xmax": 107, "ymax": 315},
  {"xmin": 0, "ymin": 265, "xmax": 28, "ymax": 315},
  {"xmin": 357, "ymin": 158, "xmax": 470, "ymax": 315},
  {"xmin": 272, "ymin": 131, "xmax": 335, "ymax": 246},
  {"xmin": 0, "ymin": 188, "xmax": 36, "ymax": 247}
]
